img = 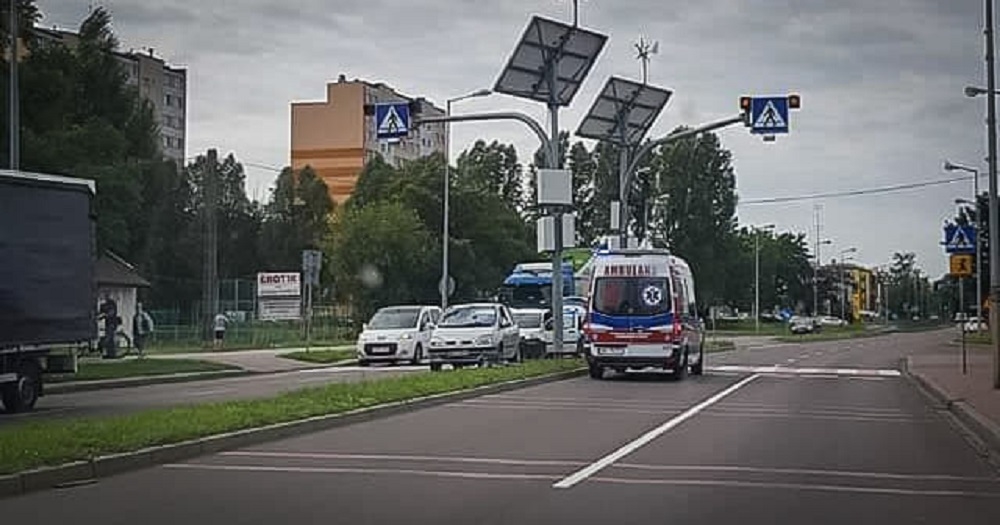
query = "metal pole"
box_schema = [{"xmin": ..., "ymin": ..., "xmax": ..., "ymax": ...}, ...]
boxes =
[
  {"xmin": 841, "ymin": 261, "xmax": 846, "ymax": 321},
  {"xmin": 755, "ymin": 231, "xmax": 760, "ymax": 333},
  {"xmin": 305, "ymin": 281, "xmax": 313, "ymax": 352},
  {"xmin": 441, "ymin": 100, "xmax": 451, "ymax": 310},
  {"xmin": 8, "ymin": 0, "xmax": 19, "ymax": 171},
  {"xmin": 975, "ymin": 169, "xmax": 984, "ymax": 332},
  {"xmin": 813, "ymin": 206, "xmax": 820, "ymax": 316},
  {"xmin": 987, "ymin": 0, "xmax": 1000, "ymax": 388},
  {"xmin": 619, "ymin": 146, "xmax": 629, "ymax": 247},
  {"xmin": 548, "ymin": 66, "xmax": 564, "ymax": 356},
  {"xmin": 961, "ymin": 276, "xmax": 968, "ymax": 374}
]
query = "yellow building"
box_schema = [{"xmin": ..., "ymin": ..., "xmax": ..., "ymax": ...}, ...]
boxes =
[
  {"xmin": 850, "ymin": 266, "xmax": 875, "ymax": 322},
  {"xmin": 290, "ymin": 76, "xmax": 446, "ymax": 205}
]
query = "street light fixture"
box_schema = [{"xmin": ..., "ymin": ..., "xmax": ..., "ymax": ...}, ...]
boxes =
[
  {"xmin": 838, "ymin": 247, "xmax": 858, "ymax": 322},
  {"xmin": 965, "ymin": 85, "xmax": 1000, "ymax": 97},
  {"xmin": 753, "ymin": 224, "xmax": 775, "ymax": 333},
  {"xmin": 441, "ymin": 88, "xmax": 492, "ymax": 309},
  {"xmin": 946, "ymin": 160, "xmax": 984, "ymax": 332}
]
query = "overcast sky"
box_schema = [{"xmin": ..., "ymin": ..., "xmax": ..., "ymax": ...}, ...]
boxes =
[{"xmin": 38, "ymin": 0, "xmax": 990, "ymax": 278}]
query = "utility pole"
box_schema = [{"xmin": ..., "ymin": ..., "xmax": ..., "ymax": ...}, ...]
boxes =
[
  {"xmin": 201, "ymin": 150, "xmax": 219, "ymax": 343},
  {"xmin": 8, "ymin": 0, "xmax": 19, "ymax": 171},
  {"xmin": 986, "ymin": 0, "xmax": 1000, "ymax": 388},
  {"xmin": 813, "ymin": 205, "xmax": 821, "ymax": 316}
]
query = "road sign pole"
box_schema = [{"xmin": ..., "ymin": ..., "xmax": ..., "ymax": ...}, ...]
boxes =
[
  {"xmin": 549, "ymin": 67, "xmax": 564, "ymax": 356},
  {"xmin": 961, "ymin": 276, "xmax": 968, "ymax": 375}
]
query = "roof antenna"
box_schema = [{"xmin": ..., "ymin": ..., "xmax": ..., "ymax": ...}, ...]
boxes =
[{"xmin": 635, "ymin": 37, "xmax": 659, "ymax": 84}]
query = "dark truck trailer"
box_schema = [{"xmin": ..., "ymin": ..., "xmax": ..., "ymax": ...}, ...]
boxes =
[{"xmin": 0, "ymin": 169, "xmax": 97, "ymax": 412}]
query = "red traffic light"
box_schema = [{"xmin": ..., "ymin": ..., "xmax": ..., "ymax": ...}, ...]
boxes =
[
  {"xmin": 788, "ymin": 94, "xmax": 801, "ymax": 109},
  {"xmin": 740, "ymin": 96, "xmax": 751, "ymax": 111}
]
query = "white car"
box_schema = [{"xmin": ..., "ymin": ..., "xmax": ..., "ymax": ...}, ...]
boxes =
[
  {"xmin": 356, "ymin": 305, "xmax": 441, "ymax": 366},
  {"xmin": 429, "ymin": 303, "xmax": 521, "ymax": 371},
  {"xmin": 512, "ymin": 308, "xmax": 549, "ymax": 359},
  {"xmin": 963, "ymin": 317, "xmax": 988, "ymax": 332},
  {"xmin": 817, "ymin": 315, "xmax": 848, "ymax": 327}
]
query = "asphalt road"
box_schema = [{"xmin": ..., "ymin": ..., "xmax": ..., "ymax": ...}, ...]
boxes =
[
  {"xmin": 3, "ymin": 328, "xmax": 1000, "ymax": 523},
  {"xmin": 0, "ymin": 364, "xmax": 423, "ymax": 424}
]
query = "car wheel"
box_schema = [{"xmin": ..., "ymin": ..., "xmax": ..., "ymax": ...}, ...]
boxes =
[
  {"xmin": 410, "ymin": 344, "xmax": 423, "ymax": 366},
  {"xmin": 670, "ymin": 351, "xmax": 689, "ymax": 380},
  {"xmin": 1, "ymin": 360, "xmax": 41, "ymax": 413},
  {"xmin": 690, "ymin": 344, "xmax": 704, "ymax": 376},
  {"xmin": 430, "ymin": 362, "xmax": 442, "ymax": 372},
  {"xmin": 358, "ymin": 359, "xmax": 370, "ymax": 367},
  {"xmin": 588, "ymin": 363, "xmax": 604, "ymax": 379},
  {"xmin": 496, "ymin": 344, "xmax": 506, "ymax": 366}
]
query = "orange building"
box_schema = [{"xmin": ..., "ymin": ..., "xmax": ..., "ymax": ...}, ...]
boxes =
[{"xmin": 290, "ymin": 76, "xmax": 446, "ymax": 204}]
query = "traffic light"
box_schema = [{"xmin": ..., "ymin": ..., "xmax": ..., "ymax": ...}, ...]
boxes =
[
  {"xmin": 740, "ymin": 96, "xmax": 751, "ymax": 111},
  {"xmin": 788, "ymin": 94, "xmax": 801, "ymax": 109}
]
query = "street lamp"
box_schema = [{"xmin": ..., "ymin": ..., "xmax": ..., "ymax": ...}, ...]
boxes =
[
  {"xmin": 965, "ymin": 85, "xmax": 1000, "ymax": 97},
  {"xmin": 753, "ymin": 224, "xmax": 775, "ymax": 333},
  {"xmin": 839, "ymin": 247, "xmax": 858, "ymax": 322},
  {"xmin": 814, "ymin": 238, "xmax": 833, "ymax": 316},
  {"xmin": 441, "ymin": 88, "xmax": 492, "ymax": 309}
]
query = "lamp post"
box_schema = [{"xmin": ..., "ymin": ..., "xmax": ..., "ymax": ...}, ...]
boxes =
[
  {"xmin": 965, "ymin": 0, "xmax": 1000, "ymax": 388},
  {"xmin": 441, "ymin": 89, "xmax": 492, "ymax": 310},
  {"xmin": 753, "ymin": 224, "xmax": 775, "ymax": 333},
  {"xmin": 839, "ymin": 247, "xmax": 858, "ymax": 322},
  {"xmin": 814, "ymin": 239, "xmax": 832, "ymax": 315}
]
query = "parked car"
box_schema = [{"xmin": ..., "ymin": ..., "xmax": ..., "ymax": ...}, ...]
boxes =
[
  {"xmin": 356, "ymin": 305, "xmax": 441, "ymax": 366},
  {"xmin": 963, "ymin": 317, "xmax": 988, "ymax": 332},
  {"xmin": 429, "ymin": 303, "xmax": 521, "ymax": 371},
  {"xmin": 513, "ymin": 308, "xmax": 549, "ymax": 359}
]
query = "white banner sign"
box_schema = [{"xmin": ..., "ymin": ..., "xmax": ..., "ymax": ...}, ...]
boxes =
[
  {"xmin": 257, "ymin": 272, "xmax": 301, "ymax": 297},
  {"xmin": 258, "ymin": 298, "xmax": 301, "ymax": 321}
]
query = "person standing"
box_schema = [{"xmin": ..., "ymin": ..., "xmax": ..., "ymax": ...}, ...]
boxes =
[
  {"xmin": 98, "ymin": 295, "xmax": 120, "ymax": 359},
  {"xmin": 133, "ymin": 303, "xmax": 154, "ymax": 357},
  {"xmin": 213, "ymin": 312, "xmax": 228, "ymax": 349}
]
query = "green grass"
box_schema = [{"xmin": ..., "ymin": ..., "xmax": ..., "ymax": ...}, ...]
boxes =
[
  {"xmin": 280, "ymin": 349, "xmax": 355, "ymax": 364},
  {"xmin": 0, "ymin": 359, "xmax": 583, "ymax": 475},
  {"xmin": 47, "ymin": 359, "xmax": 238, "ymax": 383}
]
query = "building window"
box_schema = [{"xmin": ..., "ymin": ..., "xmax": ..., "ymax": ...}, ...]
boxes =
[
  {"xmin": 163, "ymin": 136, "xmax": 171, "ymax": 148},
  {"xmin": 165, "ymin": 94, "xmax": 172, "ymax": 107},
  {"xmin": 177, "ymin": 138, "xmax": 184, "ymax": 151},
  {"xmin": 178, "ymin": 96, "xmax": 184, "ymax": 109}
]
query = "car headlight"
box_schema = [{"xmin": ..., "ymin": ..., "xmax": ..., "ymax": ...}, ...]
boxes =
[
  {"xmin": 475, "ymin": 334, "xmax": 494, "ymax": 346},
  {"xmin": 400, "ymin": 333, "xmax": 413, "ymax": 340}
]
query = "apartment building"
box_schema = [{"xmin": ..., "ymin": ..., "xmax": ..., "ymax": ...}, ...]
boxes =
[
  {"xmin": 290, "ymin": 75, "xmax": 446, "ymax": 204},
  {"xmin": 30, "ymin": 27, "xmax": 188, "ymax": 166}
]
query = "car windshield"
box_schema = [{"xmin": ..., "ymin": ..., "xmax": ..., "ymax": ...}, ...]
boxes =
[
  {"xmin": 592, "ymin": 277, "xmax": 671, "ymax": 316},
  {"xmin": 512, "ymin": 311, "xmax": 543, "ymax": 328},
  {"xmin": 367, "ymin": 308, "xmax": 421, "ymax": 330},
  {"xmin": 439, "ymin": 306, "xmax": 497, "ymax": 328},
  {"xmin": 498, "ymin": 284, "xmax": 551, "ymax": 310}
]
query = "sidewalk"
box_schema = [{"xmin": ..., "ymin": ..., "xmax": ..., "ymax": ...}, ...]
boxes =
[
  {"xmin": 908, "ymin": 349, "xmax": 1000, "ymax": 454},
  {"xmin": 145, "ymin": 345, "xmax": 354, "ymax": 373}
]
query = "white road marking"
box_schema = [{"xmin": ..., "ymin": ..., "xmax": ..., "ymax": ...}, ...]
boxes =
[
  {"xmin": 707, "ymin": 365, "xmax": 900, "ymax": 377},
  {"xmin": 164, "ymin": 463, "xmax": 559, "ymax": 482},
  {"xmin": 220, "ymin": 451, "xmax": 587, "ymax": 467},
  {"xmin": 785, "ymin": 358, "xmax": 797, "ymax": 363},
  {"xmin": 612, "ymin": 463, "xmax": 1000, "ymax": 483},
  {"xmin": 182, "ymin": 388, "xmax": 234, "ymax": 397},
  {"xmin": 587, "ymin": 476, "xmax": 1000, "ymax": 498},
  {"xmin": 450, "ymin": 403, "xmax": 665, "ymax": 415},
  {"xmin": 552, "ymin": 374, "xmax": 760, "ymax": 489}
]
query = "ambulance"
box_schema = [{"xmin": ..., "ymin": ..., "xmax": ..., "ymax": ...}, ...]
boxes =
[{"xmin": 582, "ymin": 249, "xmax": 704, "ymax": 380}]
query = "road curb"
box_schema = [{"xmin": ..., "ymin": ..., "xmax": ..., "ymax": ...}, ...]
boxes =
[
  {"xmin": 903, "ymin": 357, "xmax": 1000, "ymax": 464},
  {"xmin": 45, "ymin": 369, "xmax": 254, "ymax": 394},
  {"xmin": 0, "ymin": 367, "xmax": 585, "ymax": 499}
]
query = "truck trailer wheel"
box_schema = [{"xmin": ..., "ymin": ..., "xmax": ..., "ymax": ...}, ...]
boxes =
[{"xmin": 2, "ymin": 361, "xmax": 41, "ymax": 413}]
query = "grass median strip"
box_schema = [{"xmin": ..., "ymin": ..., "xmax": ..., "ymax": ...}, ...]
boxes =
[
  {"xmin": 47, "ymin": 358, "xmax": 238, "ymax": 383},
  {"xmin": 705, "ymin": 340, "xmax": 736, "ymax": 352},
  {"xmin": 1, "ymin": 359, "xmax": 582, "ymax": 475},
  {"xmin": 280, "ymin": 349, "xmax": 355, "ymax": 364}
]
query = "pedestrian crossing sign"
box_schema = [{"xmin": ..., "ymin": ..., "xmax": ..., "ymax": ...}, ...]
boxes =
[
  {"xmin": 950, "ymin": 254, "xmax": 974, "ymax": 277},
  {"xmin": 749, "ymin": 97, "xmax": 790, "ymax": 135},
  {"xmin": 375, "ymin": 102, "xmax": 410, "ymax": 139},
  {"xmin": 944, "ymin": 225, "xmax": 976, "ymax": 254}
]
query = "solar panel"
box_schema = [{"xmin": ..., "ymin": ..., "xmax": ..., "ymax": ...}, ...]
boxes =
[{"xmin": 576, "ymin": 76, "xmax": 672, "ymax": 146}]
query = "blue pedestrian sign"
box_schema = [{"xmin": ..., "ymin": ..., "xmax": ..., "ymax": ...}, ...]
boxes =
[
  {"xmin": 944, "ymin": 225, "xmax": 977, "ymax": 254},
  {"xmin": 375, "ymin": 102, "xmax": 410, "ymax": 139},
  {"xmin": 749, "ymin": 97, "xmax": 790, "ymax": 135}
]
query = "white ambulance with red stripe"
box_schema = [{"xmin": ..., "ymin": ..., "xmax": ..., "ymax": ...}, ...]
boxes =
[{"xmin": 582, "ymin": 249, "xmax": 704, "ymax": 380}]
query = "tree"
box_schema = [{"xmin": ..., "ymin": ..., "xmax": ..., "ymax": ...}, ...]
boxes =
[
  {"xmin": 645, "ymin": 130, "xmax": 739, "ymax": 306},
  {"xmin": 455, "ymin": 140, "xmax": 524, "ymax": 212},
  {"xmin": 327, "ymin": 201, "xmax": 437, "ymax": 320},
  {"xmin": 260, "ymin": 166, "xmax": 334, "ymax": 271}
]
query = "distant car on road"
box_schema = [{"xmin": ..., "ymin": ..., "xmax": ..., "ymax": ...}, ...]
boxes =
[
  {"xmin": 513, "ymin": 308, "xmax": 549, "ymax": 359},
  {"xmin": 963, "ymin": 317, "xmax": 988, "ymax": 332},
  {"xmin": 789, "ymin": 316, "xmax": 819, "ymax": 334},
  {"xmin": 429, "ymin": 303, "xmax": 521, "ymax": 371},
  {"xmin": 817, "ymin": 315, "xmax": 847, "ymax": 328},
  {"xmin": 356, "ymin": 305, "xmax": 441, "ymax": 366}
]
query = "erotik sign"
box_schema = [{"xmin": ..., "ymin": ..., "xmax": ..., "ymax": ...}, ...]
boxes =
[{"xmin": 257, "ymin": 272, "xmax": 302, "ymax": 297}]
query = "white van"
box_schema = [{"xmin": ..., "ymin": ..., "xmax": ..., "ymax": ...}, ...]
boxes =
[{"xmin": 582, "ymin": 249, "xmax": 704, "ymax": 379}]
